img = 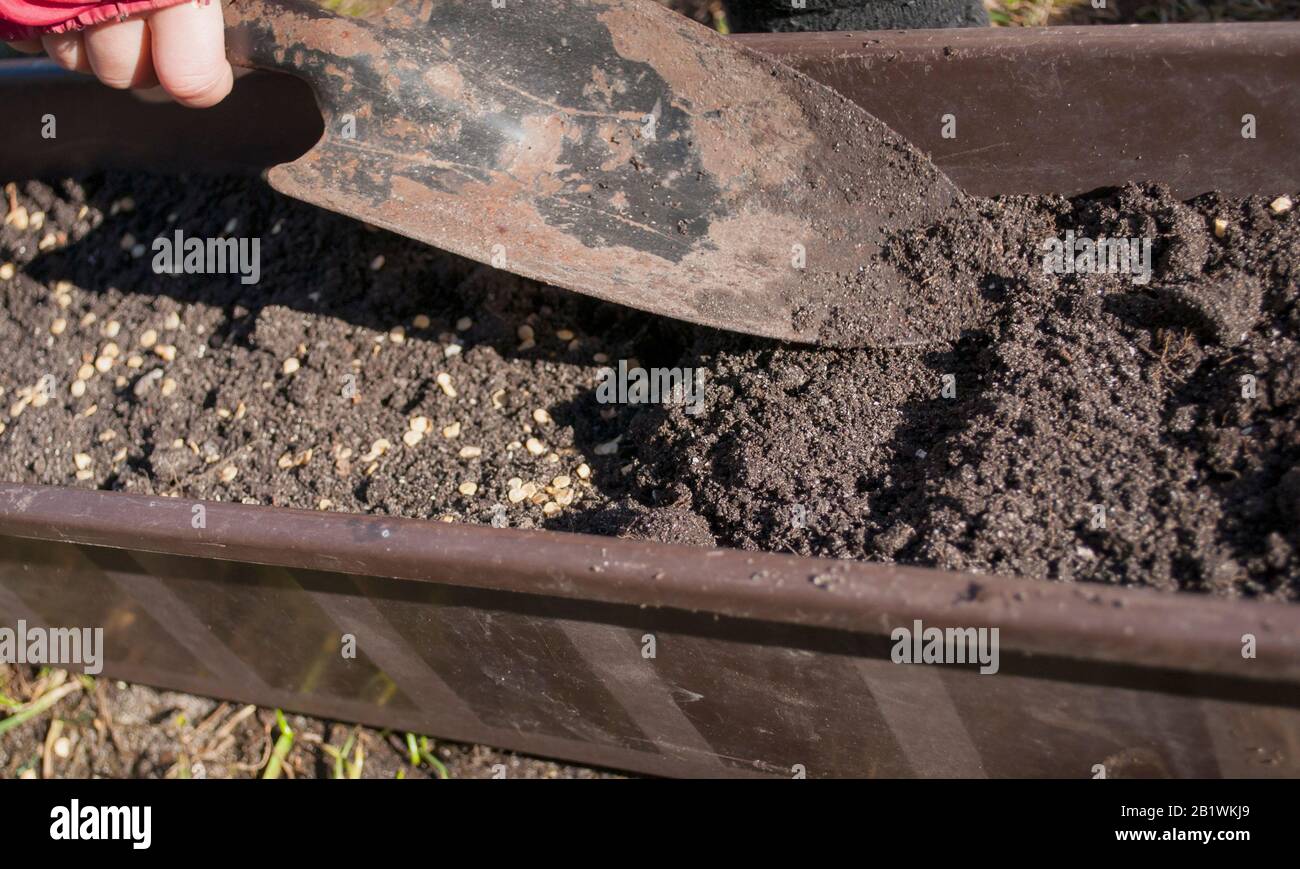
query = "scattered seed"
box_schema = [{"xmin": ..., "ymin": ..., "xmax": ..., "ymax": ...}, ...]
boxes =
[
  {"xmin": 120, "ymin": 232, "xmax": 136, "ymax": 251},
  {"xmin": 55, "ymin": 292, "xmax": 71, "ymax": 308},
  {"xmin": 508, "ymin": 487, "xmax": 527, "ymax": 504},
  {"xmin": 370, "ymin": 255, "xmax": 386, "ymax": 271},
  {"xmin": 507, "ymin": 477, "xmax": 523, "ymax": 489},
  {"xmin": 75, "ymin": 469, "xmax": 94, "ymax": 481},
  {"xmin": 594, "ymin": 437, "xmax": 621, "ymax": 456},
  {"xmin": 80, "ymin": 312, "xmax": 97, "ymax": 328},
  {"xmin": 436, "ymin": 372, "xmax": 457, "ymax": 397},
  {"xmin": 455, "ymin": 317, "xmax": 473, "ymax": 331},
  {"xmin": 1213, "ymin": 217, "xmax": 1228, "ymax": 238},
  {"xmin": 74, "ymin": 453, "xmax": 93, "ymax": 471},
  {"xmin": 576, "ymin": 463, "xmax": 591, "ymax": 480},
  {"xmin": 219, "ymin": 465, "xmax": 239, "ymax": 483},
  {"xmin": 490, "ymin": 389, "xmax": 506, "ymax": 409},
  {"xmin": 38, "ymin": 233, "xmax": 59, "ymax": 251},
  {"xmin": 163, "ymin": 311, "xmax": 181, "ymax": 330},
  {"xmin": 318, "ymin": 498, "xmax": 333, "ymax": 510},
  {"xmin": 1270, "ymin": 196, "xmax": 1293, "ymax": 216},
  {"xmin": 161, "ymin": 378, "xmax": 177, "ymax": 397},
  {"xmin": 8, "ymin": 401, "xmax": 25, "ymax": 419},
  {"xmin": 126, "ymin": 355, "xmax": 143, "ymax": 369},
  {"xmin": 458, "ymin": 481, "xmax": 479, "ymax": 496},
  {"xmin": 49, "ymin": 318, "xmax": 67, "ymax": 336},
  {"xmin": 153, "ymin": 344, "xmax": 177, "ymax": 362},
  {"xmin": 0, "ymin": 263, "xmax": 14, "ymax": 281},
  {"xmin": 556, "ymin": 329, "xmax": 575, "ymax": 341},
  {"xmin": 525, "ymin": 437, "xmax": 546, "ymax": 456},
  {"xmin": 389, "ymin": 325, "xmax": 406, "ymax": 344},
  {"xmin": 98, "ymin": 430, "xmax": 116, "ymax": 443},
  {"xmin": 94, "ymin": 356, "xmax": 113, "ymax": 373},
  {"xmin": 517, "ymin": 324, "xmax": 534, "ymax": 342},
  {"xmin": 101, "ymin": 341, "xmax": 121, "ymax": 359},
  {"xmin": 458, "ymin": 445, "xmax": 483, "ymax": 459},
  {"xmin": 76, "ymin": 363, "xmax": 94, "ymax": 381},
  {"xmin": 403, "ymin": 430, "xmax": 425, "ymax": 447},
  {"xmin": 102, "ymin": 320, "xmax": 121, "ymax": 339},
  {"xmin": 70, "ymin": 380, "xmax": 85, "ymax": 398},
  {"xmin": 361, "ymin": 438, "xmax": 392, "ymax": 462},
  {"xmin": 138, "ymin": 328, "xmax": 158, "ymax": 348},
  {"xmin": 592, "ymin": 353, "xmax": 609, "ymax": 364},
  {"xmin": 409, "ymin": 416, "xmax": 431, "ymax": 435},
  {"xmin": 281, "ymin": 357, "xmax": 301, "ymax": 376},
  {"xmin": 532, "ymin": 408, "xmax": 552, "ymax": 425},
  {"xmin": 410, "ymin": 314, "xmax": 432, "ymax": 331},
  {"xmin": 552, "ymin": 475, "xmax": 571, "ymax": 490},
  {"xmin": 437, "ymin": 422, "xmax": 459, "ymax": 440},
  {"xmin": 444, "ymin": 343, "xmax": 462, "ymax": 358},
  {"xmin": 555, "ymin": 489, "xmax": 576, "ymax": 507}
]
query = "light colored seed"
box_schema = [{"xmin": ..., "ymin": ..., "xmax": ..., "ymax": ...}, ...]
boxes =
[
  {"xmin": 1270, "ymin": 196, "xmax": 1293, "ymax": 215},
  {"xmin": 4, "ymin": 206, "xmax": 28, "ymax": 230},
  {"xmin": 507, "ymin": 477, "xmax": 523, "ymax": 489},
  {"xmin": 409, "ymin": 416, "xmax": 431, "ymax": 434},
  {"xmin": 508, "ymin": 487, "xmax": 527, "ymax": 504},
  {"xmin": 153, "ymin": 344, "xmax": 176, "ymax": 362},
  {"xmin": 138, "ymin": 328, "xmax": 158, "ymax": 348},
  {"xmin": 490, "ymin": 389, "xmax": 506, "ymax": 409},
  {"xmin": 277, "ymin": 452, "xmax": 295, "ymax": 469},
  {"xmin": 0, "ymin": 263, "xmax": 14, "ymax": 281},
  {"xmin": 74, "ymin": 452, "xmax": 93, "ymax": 471},
  {"xmin": 76, "ymin": 363, "xmax": 95, "ymax": 381},
  {"xmin": 163, "ymin": 311, "xmax": 181, "ymax": 330},
  {"xmin": 458, "ymin": 481, "xmax": 479, "ymax": 496},
  {"xmin": 220, "ymin": 465, "xmax": 239, "ymax": 483},
  {"xmin": 458, "ymin": 445, "xmax": 482, "ymax": 459},
  {"xmin": 444, "ymin": 343, "xmax": 462, "ymax": 358},
  {"xmin": 542, "ymin": 502, "xmax": 561, "ymax": 517},
  {"xmin": 79, "ymin": 312, "xmax": 96, "ymax": 328},
  {"xmin": 436, "ymin": 372, "xmax": 457, "ymax": 397},
  {"xmin": 576, "ymin": 463, "xmax": 591, "ymax": 480},
  {"xmin": 556, "ymin": 329, "xmax": 575, "ymax": 341},
  {"xmin": 455, "ymin": 317, "xmax": 473, "ymax": 331},
  {"xmin": 126, "ymin": 355, "xmax": 143, "ymax": 369},
  {"xmin": 525, "ymin": 437, "xmax": 546, "ymax": 456},
  {"xmin": 101, "ymin": 341, "xmax": 120, "ymax": 359},
  {"xmin": 594, "ymin": 437, "xmax": 621, "ymax": 456},
  {"xmin": 70, "ymin": 380, "xmax": 86, "ymax": 398},
  {"xmin": 161, "ymin": 378, "xmax": 177, "ymax": 397},
  {"xmin": 75, "ymin": 469, "xmax": 94, "ymax": 481},
  {"xmin": 517, "ymin": 324, "xmax": 535, "ymax": 341},
  {"xmin": 31, "ymin": 389, "xmax": 50, "ymax": 408},
  {"xmin": 50, "ymin": 318, "xmax": 67, "ymax": 336},
  {"xmin": 8, "ymin": 401, "xmax": 25, "ymax": 419},
  {"xmin": 83, "ymin": 404, "xmax": 97, "ymax": 417},
  {"xmin": 120, "ymin": 232, "xmax": 136, "ymax": 251},
  {"xmin": 556, "ymin": 489, "xmax": 576, "ymax": 507},
  {"xmin": 413, "ymin": 314, "xmax": 432, "ymax": 329},
  {"xmin": 98, "ymin": 430, "xmax": 116, "ymax": 443},
  {"xmin": 318, "ymin": 498, "xmax": 333, "ymax": 510},
  {"xmin": 29, "ymin": 212, "xmax": 45, "ymax": 230},
  {"xmin": 592, "ymin": 353, "xmax": 609, "ymax": 364},
  {"xmin": 522, "ymin": 482, "xmax": 539, "ymax": 498},
  {"xmin": 102, "ymin": 320, "xmax": 121, "ymax": 338},
  {"xmin": 38, "ymin": 233, "xmax": 58, "ymax": 251},
  {"xmin": 370, "ymin": 255, "xmax": 386, "ymax": 271},
  {"xmin": 441, "ymin": 422, "xmax": 461, "ymax": 439},
  {"xmin": 217, "ymin": 408, "xmax": 231, "ymax": 420},
  {"xmin": 112, "ymin": 447, "xmax": 127, "ymax": 463},
  {"xmin": 94, "ymin": 356, "xmax": 113, "ymax": 373},
  {"xmin": 56, "ymin": 293, "xmax": 71, "ymax": 308},
  {"xmin": 532, "ymin": 408, "xmax": 552, "ymax": 425},
  {"xmin": 389, "ymin": 325, "xmax": 406, "ymax": 344},
  {"xmin": 403, "ymin": 430, "xmax": 424, "ymax": 447},
  {"xmin": 282, "ymin": 357, "xmax": 300, "ymax": 375},
  {"xmin": 552, "ymin": 475, "xmax": 571, "ymax": 490}
]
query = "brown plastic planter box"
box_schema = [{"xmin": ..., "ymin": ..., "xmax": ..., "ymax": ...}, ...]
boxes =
[{"xmin": 3, "ymin": 23, "xmax": 1300, "ymax": 778}]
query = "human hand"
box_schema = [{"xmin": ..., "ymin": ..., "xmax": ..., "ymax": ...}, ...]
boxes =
[{"xmin": 4, "ymin": 0, "xmax": 233, "ymax": 108}]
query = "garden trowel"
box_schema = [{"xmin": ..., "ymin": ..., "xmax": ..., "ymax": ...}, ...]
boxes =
[{"xmin": 224, "ymin": 0, "xmax": 962, "ymax": 346}]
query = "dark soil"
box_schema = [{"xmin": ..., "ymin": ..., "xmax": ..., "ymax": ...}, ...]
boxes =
[{"xmin": 2, "ymin": 173, "xmax": 1298, "ymax": 599}]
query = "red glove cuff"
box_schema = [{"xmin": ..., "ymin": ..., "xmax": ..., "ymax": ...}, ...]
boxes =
[{"xmin": 0, "ymin": 0, "xmax": 198, "ymax": 43}]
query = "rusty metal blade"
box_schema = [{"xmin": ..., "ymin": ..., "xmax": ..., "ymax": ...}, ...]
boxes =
[{"xmin": 224, "ymin": 0, "xmax": 962, "ymax": 346}]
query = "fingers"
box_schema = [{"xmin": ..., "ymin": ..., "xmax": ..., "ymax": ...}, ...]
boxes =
[
  {"xmin": 5, "ymin": 39, "xmax": 44, "ymax": 54},
  {"xmin": 83, "ymin": 17, "xmax": 158, "ymax": 90},
  {"xmin": 41, "ymin": 32, "xmax": 92, "ymax": 73},
  {"xmin": 149, "ymin": 1, "xmax": 233, "ymax": 108}
]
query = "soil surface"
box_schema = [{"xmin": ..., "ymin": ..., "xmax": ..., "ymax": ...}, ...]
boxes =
[{"xmin": 4, "ymin": 174, "xmax": 1296, "ymax": 600}]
